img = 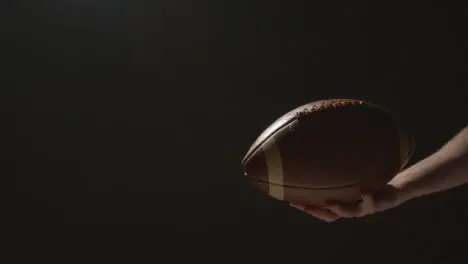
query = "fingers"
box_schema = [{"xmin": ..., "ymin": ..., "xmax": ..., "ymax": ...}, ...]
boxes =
[
  {"xmin": 326, "ymin": 203, "xmax": 358, "ymax": 218},
  {"xmin": 291, "ymin": 193, "xmax": 379, "ymax": 221},
  {"xmin": 327, "ymin": 193, "xmax": 377, "ymax": 218},
  {"xmin": 290, "ymin": 203, "xmax": 340, "ymax": 222},
  {"xmin": 304, "ymin": 206, "xmax": 340, "ymax": 222},
  {"xmin": 361, "ymin": 193, "xmax": 377, "ymax": 213}
]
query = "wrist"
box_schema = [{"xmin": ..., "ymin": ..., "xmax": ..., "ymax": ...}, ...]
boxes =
[
  {"xmin": 388, "ymin": 154, "xmax": 441, "ymax": 205},
  {"xmin": 389, "ymin": 172, "xmax": 422, "ymax": 205},
  {"xmin": 392, "ymin": 183, "xmax": 417, "ymax": 206}
]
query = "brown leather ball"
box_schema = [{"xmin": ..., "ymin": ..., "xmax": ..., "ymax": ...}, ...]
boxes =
[{"xmin": 242, "ymin": 99, "xmax": 415, "ymax": 206}]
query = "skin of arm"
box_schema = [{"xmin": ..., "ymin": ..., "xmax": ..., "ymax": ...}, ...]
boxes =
[
  {"xmin": 391, "ymin": 126, "xmax": 468, "ymax": 205},
  {"xmin": 291, "ymin": 126, "xmax": 468, "ymax": 221}
]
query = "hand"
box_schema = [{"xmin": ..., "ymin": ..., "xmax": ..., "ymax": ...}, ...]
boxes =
[{"xmin": 290, "ymin": 184, "xmax": 403, "ymax": 222}]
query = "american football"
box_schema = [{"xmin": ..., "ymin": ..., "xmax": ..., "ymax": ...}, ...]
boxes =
[{"xmin": 242, "ymin": 99, "xmax": 415, "ymax": 206}]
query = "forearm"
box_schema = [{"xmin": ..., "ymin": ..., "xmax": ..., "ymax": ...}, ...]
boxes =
[{"xmin": 390, "ymin": 127, "xmax": 468, "ymax": 204}]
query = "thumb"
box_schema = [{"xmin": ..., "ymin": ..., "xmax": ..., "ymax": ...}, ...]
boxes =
[{"xmin": 360, "ymin": 193, "xmax": 377, "ymax": 215}]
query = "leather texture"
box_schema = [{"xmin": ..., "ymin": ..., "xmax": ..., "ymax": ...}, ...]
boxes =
[{"xmin": 242, "ymin": 99, "xmax": 415, "ymax": 206}]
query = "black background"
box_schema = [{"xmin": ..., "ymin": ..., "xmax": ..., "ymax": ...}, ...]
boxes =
[{"xmin": 3, "ymin": 1, "xmax": 467, "ymax": 263}]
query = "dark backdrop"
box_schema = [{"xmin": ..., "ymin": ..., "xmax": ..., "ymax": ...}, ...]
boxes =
[{"xmin": 3, "ymin": 1, "xmax": 467, "ymax": 263}]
